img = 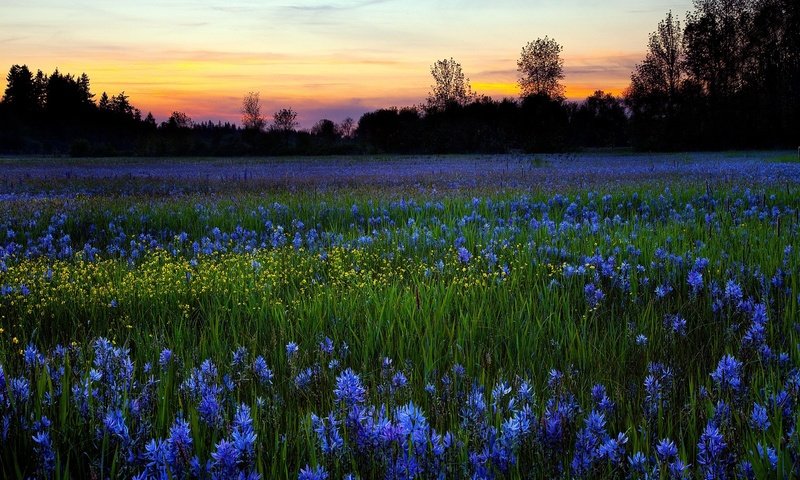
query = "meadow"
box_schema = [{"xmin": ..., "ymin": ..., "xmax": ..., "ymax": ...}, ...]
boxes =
[{"xmin": 0, "ymin": 152, "xmax": 798, "ymax": 479}]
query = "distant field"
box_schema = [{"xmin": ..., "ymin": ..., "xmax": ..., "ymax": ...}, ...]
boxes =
[
  {"xmin": 0, "ymin": 152, "xmax": 798, "ymax": 478},
  {"xmin": 1, "ymin": 151, "xmax": 799, "ymax": 196}
]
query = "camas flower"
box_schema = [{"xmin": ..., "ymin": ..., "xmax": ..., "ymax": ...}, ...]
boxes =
[
  {"xmin": 334, "ymin": 369, "xmax": 366, "ymax": 406},
  {"xmin": 298, "ymin": 464, "xmax": 328, "ymax": 480},
  {"xmin": 286, "ymin": 342, "xmax": 299, "ymax": 359},
  {"xmin": 457, "ymin": 246, "xmax": 472, "ymax": 264},
  {"xmin": 252, "ymin": 356, "xmax": 273, "ymax": 385},
  {"xmin": 750, "ymin": 403, "xmax": 770, "ymax": 431},
  {"xmin": 656, "ymin": 438, "xmax": 678, "ymax": 462},
  {"xmin": 687, "ymin": 270, "xmax": 703, "ymax": 293},
  {"xmin": 711, "ymin": 354, "xmax": 742, "ymax": 393}
]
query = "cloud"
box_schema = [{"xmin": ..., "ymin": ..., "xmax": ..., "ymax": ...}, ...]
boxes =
[{"xmin": 282, "ymin": 0, "xmax": 392, "ymax": 12}]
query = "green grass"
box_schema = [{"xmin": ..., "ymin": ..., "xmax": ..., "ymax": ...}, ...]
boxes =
[{"xmin": 0, "ymin": 183, "xmax": 798, "ymax": 477}]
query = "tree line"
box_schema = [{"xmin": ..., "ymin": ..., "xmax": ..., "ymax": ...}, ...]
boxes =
[{"xmin": 1, "ymin": 0, "xmax": 797, "ymax": 156}]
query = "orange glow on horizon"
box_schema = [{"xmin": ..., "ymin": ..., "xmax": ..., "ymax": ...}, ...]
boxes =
[{"xmin": 13, "ymin": 51, "xmax": 637, "ymax": 127}]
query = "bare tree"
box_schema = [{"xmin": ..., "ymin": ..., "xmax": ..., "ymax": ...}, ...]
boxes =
[
  {"xmin": 337, "ymin": 117, "xmax": 355, "ymax": 138},
  {"xmin": 272, "ymin": 108, "xmax": 298, "ymax": 132},
  {"xmin": 517, "ymin": 36, "xmax": 565, "ymax": 99},
  {"xmin": 426, "ymin": 57, "xmax": 473, "ymax": 111},
  {"xmin": 241, "ymin": 91, "xmax": 265, "ymax": 131}
]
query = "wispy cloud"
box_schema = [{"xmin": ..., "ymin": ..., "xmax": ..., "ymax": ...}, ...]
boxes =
[{"xmin": 282, "ymin": 0, "xmax": 393, "ymax": 12}]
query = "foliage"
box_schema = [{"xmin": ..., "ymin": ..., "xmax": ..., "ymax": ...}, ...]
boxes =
[
  {"xmin": 241, "ymin": 91, "xmax": 266, "ymax": 131},
  {"xmin": 426, "ymin": 57, "xmax": 474, "ymax": 111},
  {"xmin": 517, "ymin": 36, "xmax": 565, "ymax": 99}
]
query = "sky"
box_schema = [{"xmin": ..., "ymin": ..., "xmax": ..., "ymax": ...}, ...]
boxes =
[{"xmin": 1, "ymin": 0, "xmax": 693, "ymax": 128}]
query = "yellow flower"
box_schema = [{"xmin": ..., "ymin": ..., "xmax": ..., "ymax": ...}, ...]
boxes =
[{"xmin": 12, "ymin": 337, "xmax": 19, "ymax": 344}]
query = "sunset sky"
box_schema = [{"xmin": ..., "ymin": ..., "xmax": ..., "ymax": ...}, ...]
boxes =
[{"xmin": 2, "ymin": 0, "xmax": 693, "ymax": 127}]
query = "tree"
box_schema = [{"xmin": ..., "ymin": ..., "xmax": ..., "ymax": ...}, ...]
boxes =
[
  {"xmin": 162, "ymin": 111, "xmax": 193, "ymax": 129},
  {"xmin": 98, "ymin": 92, "xmax": 111, "ymax": 110},
  {"xmin": 517, "ymin": 37, "xmax": 565, "ymax": 99},
  {"xmin": 241, "ymin": 91, "xmax": 265, "ymax": 131},
  {"xmin": 311, "ymin": 119, "xmax": 338, "ymax": 139},
  {"xmin": 426, "ymin": 58, "xmax": 473, "ymax": 111},
  {"xmin": 272, "ymin": 108, "xmax": 298, "ymax": 132},
  {"xmin": 77, "ymin": 73, "xmax": 94, "ymax": 106},
  {"xmin": 572, "ymin": 91, "xmax": 628, "ymax": 147},
  {"xmin": 627, "ymin": 12, "xmax": 686, "ymax": 110},
  {"xmin": 46, "ymin": 69, "xmax": 95, "ymax": 119},
  {"xmin": 625, "ymin": 11, "xmax": 693, "ymax": 149},
  {"xmin": 337, "ymin": 117, "xmax": 355, "ymax": 138},
  {"xmin": 143, "ymin": 112, "xmax": 157, "ymax": 128},
  {"xmin": 2, "ymin": 65, "xmax": 36, "ymax": 114},
  {"xmin": 110, "ymin": 92, "xmax": 136, "ymax": 118},
  {"xmin": 683, "ymin": 0, "xmax": 755, "ymax": 99}
]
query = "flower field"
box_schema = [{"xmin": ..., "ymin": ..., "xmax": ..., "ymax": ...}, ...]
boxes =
[{"xmin": 0, "ymin": 153, "xmax": 799, "ymax": 479}]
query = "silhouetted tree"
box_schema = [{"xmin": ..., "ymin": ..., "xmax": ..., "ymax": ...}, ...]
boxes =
[
  {"xmin": 743, "ymin": 0, "xmax": 800, "ymax": 145},
  {"xmin": 517, "ymin": 37, "xmax": 565, "ymax": 99},
  {"xmin": 684, "ymin": 0, "xmax": 754, "ymax": 99},
  {"xmin": 143, "ymin": 112, "xmax": 157, "ymax": 129},
  {"xmin": 572, "ymin": 91, "xmax": 628, "ymax": 148},
  {"xmin": 162, "ymin": 111, "xmax": 193, "ymax": 129},
  {"xmin": 98, "ymin": 92, "xmax": 111, "ymax": 110},
  {"xmin": 110, "ymin": 92, "xmax": 139, "ymax": 120},
  {"xmin": 45, "ymin": 69, "xmax": 96, "ymax": 121},
  {"xmin": 518, "ymin": 94, "xmax": 569, "ymax": 151},
  {"xmin": 32, "ymin": 69, "xmax": 47, "ymax": 110},
  {"xmin": 426, "ymin": 58, "xmax": 473, "ymax": 111},
  {"xmin": 357, "ymin": 107, "xmax": 422, "ymax": 153},
  {"xmin": 241, "ymin": 91, "xmax": 265, "ymax": 131},
  {"xmin": 337, "ymin": 117, "xmax": 355, "ymax": 139},
  {"xmin": 272, "ymin": 108, "xmax": 298, "ymax": 132},
  {"xmin": 626, "ymin": 11, "xmax": 690, "ymax": 148},
  {"xmin": 311, "ymin": 119, "xmax": 337, "ymax": 139},
  {"xmin": 2, "ymin": 65, "xmax": 37, "ymax": 116}
]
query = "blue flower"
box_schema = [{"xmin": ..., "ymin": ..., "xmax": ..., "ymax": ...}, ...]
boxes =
[
  {"xmin": 656, "ymin": 438, "xmax": 678, "ymax": 462},
  {"xmin": 232, "ymin": 404, "xmax": 257, "ymax": 459},
  {"xmin": 756, "ymin": 443, "xmax": 778, "ymax": 470},
  {"xmin": 32, "ymin": 429, "xmax": 55, "ymax": 475},
  {"xmin": 311, "ymin": 412, "xmax": 343, "ymax": 455},
  {"xmin": 10, "ymin": 377, "xmax": 31, "ymax": 403},
  {"xmin": 584, "ymin": 283, "xmax": 605, "ymax": 308},
  {"xmin": 103, "ymin": 408, "xmax": 130, "ymax": 443},
  {"xmin": 687, "ymin": 270, "xmax": 703, "ymax": 293},
  {"xmin": 750, "ymin": 403, "xmax": 770, "ymax": 431},
  {"xmin": 334, "ymin": 368, "xmax": 366, "ymax": 406},
  {"xmin": 298, "ymin": 464, "xmax": 328, "ymax": 480},
  {"xmin": 295, "ymin": 368, "xmax": 314, "ymax": 390},
  {"xmin": 457, "ymin": 246, "xmax": 472, "ymax": 264},
  {"xmin": 198, "ymin": 383, "xmax": 223, "ymax": 427},
  {"xmin": 253, "ymin": 356, "xmax": 273, "ymax": 385},
  {"xmin": 628, "ymin": 451, "xmax": 648, "ymax": 474},
  {"xmin": 711, "ymin": 354, "xmax": 742, "ymax": 393},
  {"xmin": 655, "ymin": 283, "xmax": 673, "ymax": 299},
  {"xmin": 166, "ymin": 417, "xmax": 193, "ymax": 475},
  {"xmin": 158, "ymin": 348, "xmax": 172, "ymax": 368},
  {"xmin": 697, "ymin": 422, "xmax": 727, "ymax": 478},
  {"xmin": 319, "ymin": 337, "xmax": 334, "ymax": 355},
  {"xmin": 232, "ymin": 346, "xmax": 249, "ymax": 370},
  {"xmin": 24, "ymin": 344, "xmax": 43, "ymax": 369},
  {"xmin": 724, "ymin": 279, "xmax": 743, "ymax": 305},
  {"xmin": 669, "ymin": 458, "xmax": 690, "ymax": 479},
  {"xmin": 210, "ymin": 439, "xmax": 239, "ymax": 477},
  {"xmin": 286, "ymin": 342, "xmax": 299, "ymax": 359}
]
